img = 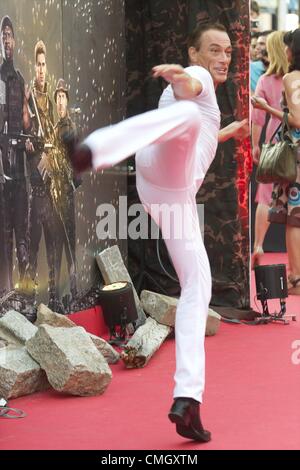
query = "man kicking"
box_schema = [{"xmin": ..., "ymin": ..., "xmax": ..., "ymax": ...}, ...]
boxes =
[{"xmin": 66, "ymin": 23, "xmax": 248, "ymax": 442}]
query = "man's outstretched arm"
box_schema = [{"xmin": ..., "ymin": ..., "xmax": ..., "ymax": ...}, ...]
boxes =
[
  {"xmin": 218, "ymin": 119, "xmax": 249, "ymax": 143},
  {"xmin": 152, "ymin": 64, "xmax": 202, "ymax": 100}
]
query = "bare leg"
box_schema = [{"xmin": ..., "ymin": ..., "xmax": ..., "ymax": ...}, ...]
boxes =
[
  {"xmin": 254, "ymin": 203, "xmax": 270, "ymax": 248},
  {"xmin": 252, "ymin": 203, "xmax": 270, "ymax": 268}
]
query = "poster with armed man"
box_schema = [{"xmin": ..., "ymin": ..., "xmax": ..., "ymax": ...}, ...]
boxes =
[{"xmin": 0, "ymin": 0, "xmax": 127, "ymax": 320}]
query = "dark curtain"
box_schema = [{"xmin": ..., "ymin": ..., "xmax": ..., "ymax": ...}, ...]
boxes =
[{"xmin": 126, "ymin": 0, "xmax": 251, "ymax": 308}]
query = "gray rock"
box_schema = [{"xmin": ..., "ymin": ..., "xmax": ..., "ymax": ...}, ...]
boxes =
[
  {"xmin": 96, "ymin": 245, "xmax": 146, "ymax": 326},
  {"xmin": 0, "ymin": 310, "xmax": 38, "ymax": 346},
  {"xmin": 141, "ymin": 290, "xmax": 221, "ymax": 336},
  {"xmin": 26, "ymin": 325, "xmax": 112, "ymax": 396},
  {"xmin": 206, "ymin": 309, "xmax": 221, "ymax": 336},
  {"xmin": 0, "ymin": 346, "xmax": 49, "ymax": 400},
  {"xmin": 141, "ymin": 290, "xmax": 177, "ymax": 327},
  {"xmin": 36, "ymin": 303, "xmax": 119, "ymax": 364},
  {"xmin": 0, "ymin": 339, "xmax": 9, "ymax": 349},
  {"xmin": 36, "ymin": 303, "xmax": 75, "ymax": 328},
  {"xmin": 89, "ymin": 334, "xmax": 120, "ymax": 364}
]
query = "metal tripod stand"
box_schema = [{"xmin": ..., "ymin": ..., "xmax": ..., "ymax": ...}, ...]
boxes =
[{"xmin": 255, "ymin": 296, "xmax": 296, "ymax": 325}]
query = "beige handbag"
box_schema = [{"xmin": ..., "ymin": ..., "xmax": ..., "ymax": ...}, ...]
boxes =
[{"xmin": 256, "ymin": 112, "xmax": 298, "ymax": 184}]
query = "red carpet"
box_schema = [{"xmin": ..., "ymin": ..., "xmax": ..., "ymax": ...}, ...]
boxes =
[{"xmin": 1, "ymin": 253, "xmax": 300, "ymax": 450}]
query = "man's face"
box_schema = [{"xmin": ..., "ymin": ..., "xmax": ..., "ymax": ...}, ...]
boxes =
[
  {"xmin": 1, "ymin": 25, "xmax": 15, "ymax": 61},
  {"xmin": 35, "ymin": 52, "xmax": 46, "ymax": 89},
  {"xmin": 250, "ymin": 37, "xmax": 258, "ymax": 61},
  {"xmin": 56, "ymin": 91, "xmax": 68, "ymax": 119},
  {"xmin": 189, "ymin": 30, "xmax": 232, "ymax": 86},
  {"xmin": 255, "ymin": 36, "xmax": 267, "ymax": 60},
  {"xmin": 251, "ymin": 9, "xmax": 259, "ymax": 20}
]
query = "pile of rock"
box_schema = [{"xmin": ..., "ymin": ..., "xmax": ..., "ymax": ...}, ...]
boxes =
[
  {"xmin": 97, "ymin": 245, "xmax": 222, "ymax": 369},
  {"xmin": 0, "ymin": 305, "xmax": 119, "ymax": 401},
  {"xmin": 0, "ymin": 244, "xmax": 222, "ymax": 400}
]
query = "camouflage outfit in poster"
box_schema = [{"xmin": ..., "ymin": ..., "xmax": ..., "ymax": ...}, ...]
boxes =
[
  {"xmin": 26, "ymin": 40, "xmax": 61, "ymax": 308},
  {"xmin": 54, "ymin": 78, "xmax": 79, "ymax": 300},
  {"xmin": 0, "ymin": 16, "xmax": 31, "ymax": 294}
]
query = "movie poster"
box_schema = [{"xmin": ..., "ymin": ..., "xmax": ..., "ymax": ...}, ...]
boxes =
[{"xmin": 0, "ymin": 0, "xmax": 126, "ymax": 318}]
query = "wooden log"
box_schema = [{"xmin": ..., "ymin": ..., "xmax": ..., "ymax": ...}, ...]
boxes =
[{"xmin": 121, "ymin": 317, "xmax": 172, "ymax": 368}]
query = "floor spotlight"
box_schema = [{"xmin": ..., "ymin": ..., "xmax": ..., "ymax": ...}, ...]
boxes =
[
  {"xmin": 254, "ymin": 264, "xmax": 296, "ymax": 324},
  {"xmin": 98, "ymin": 281, "xmax": 138, "ymax": 345}
]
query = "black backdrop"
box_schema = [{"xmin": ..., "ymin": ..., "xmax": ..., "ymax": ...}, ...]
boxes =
[{"xmin": 126, "ymin": 0, "xmax": 251, "ymax": 308}]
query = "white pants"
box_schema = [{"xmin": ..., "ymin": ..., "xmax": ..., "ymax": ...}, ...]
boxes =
[{"xmin": 85, "ymin": 101, "xmax": 213, "ymax": 402}]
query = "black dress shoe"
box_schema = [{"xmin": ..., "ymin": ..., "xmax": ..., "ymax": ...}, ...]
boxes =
[
  {"xmin": 168, "ymin": 398, "xmax": 211, "ymax": 442},
  {"xmin": 62, "ymin": 132, "xmax": 92, "ymax": 174}
]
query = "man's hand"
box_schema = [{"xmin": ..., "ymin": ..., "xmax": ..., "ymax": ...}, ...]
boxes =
[
  {"xmin": 25, "ymin": 84, "xmax": 31, "ymax": 102},
  {"xmin": 25, "ymin": 138, "xmax": 35, "ymax": 153},
  {"xmin": 218, "ymin": 119, "xmax": 249, "ymax": 143},
  {"xmin": 251, "ymin": 96, "xmax": 268, "ymax": 111},
  {"xmin": 37, "ymin": 152, "xmax": 52, "ymax": 181},
  {"xmin": 152, "ymin": 64, "xmax": 202, "ymax": 99},
  {"xmin": 152, "ymin": 64, "xmax": 188, "ymax": 84},
  {"xmin": 229, "ymin": 119, "xmax": 249, "ymax": 140}
]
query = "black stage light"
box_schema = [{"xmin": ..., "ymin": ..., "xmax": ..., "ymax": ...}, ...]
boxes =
[
  {"xmin": 254, "ymin": 264, "xmax": 296, "ymax": 324},
  {"xmin": 98, "ymin": 281, "xmax": 138, "ymax": 345}
]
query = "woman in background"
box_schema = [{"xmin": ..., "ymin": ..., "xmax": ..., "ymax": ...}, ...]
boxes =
[
  {"xmin": 252, "ymin": 28, "xmax": 300, "ymax": 294},
  {"xmin": 251, "ymin": 31, "xmax": 289, "ymax": 268}
]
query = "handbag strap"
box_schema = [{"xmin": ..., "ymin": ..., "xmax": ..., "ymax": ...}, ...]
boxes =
[
  {"xmin": 269, "ymin": 121, "xmax": 283, "ymax": 143},
  {"xmin": 268, "ymin": 111, "xmax": 292, "ymax": 143},
  {"xmin": 282, "ymin": 111, "xmax": 294, "ymax": 141}
]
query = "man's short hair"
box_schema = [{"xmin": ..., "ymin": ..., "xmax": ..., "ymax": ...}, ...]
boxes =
[
  {"xmin": 187, "ymin": 23, "xmax": 228, "ymax": 51},
  {"xmin": 35, "ymin": 40, "xmax": 46, "ymax": 63},
  {"xmin": 251, "ymin": 1, "xmax": 260, "ymax": 16},
  {"xmin": 54, "ymin": 78, "xmax": 69, "ymax": 103},
  {"xmin": 251, "ymin": 32, "xmax": 260, "ymax": 39},
  {"xmin": 0, "ymin": 16, "xmax": 14, "ymax": 37}
]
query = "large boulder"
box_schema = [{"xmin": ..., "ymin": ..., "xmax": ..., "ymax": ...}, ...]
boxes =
[
  {"xmin": 0, "ymin": 310, "xmax": 37, "ymax": 346},
  {"xmin": 36, "ymin": 303, "xmax": 75, "ymax": 328},
  {"xmin": 0, "ymin": 339, "xmax": 9, "ymax": 349},
  {"xmin": 141, "ymin": 290, "xmax": 221, "ymax": 336},
  {"xmin": 36, "ymin": 303, "xmax": 119, "ymax": 364},
  {"xmin": 89, "ymin": 334, "xmax": 120, "ymax": 364},
  {"xmin": 0, "ymin": 346, "xmax": 49, "ymax": 400},
  {"xmin": 26, "ymin": 325, "xmax": 112, "ymax": 396},
  {"xmin": 206, "ymin": 308, "xmax": 221, "ymax": 336},
  {"xmin": 141, "ymin": 290, "xmax": 177, "ymax": 327}
]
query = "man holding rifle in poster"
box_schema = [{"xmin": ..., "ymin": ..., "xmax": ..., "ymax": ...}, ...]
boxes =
[{"xmin": 0, "ymin": 16, "xmax": 33, "ymax": 298}]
